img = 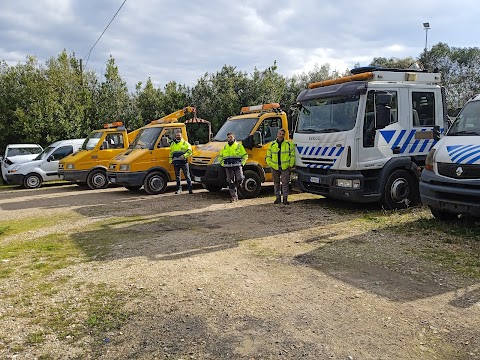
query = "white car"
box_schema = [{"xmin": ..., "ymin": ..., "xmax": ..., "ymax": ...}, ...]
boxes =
[
  {"xmin": 1, "ymin": 144, "xmax": 43, "ymax": 183},
  {"xmin": 5, "ymin": 139, "xmax": 84, "ymax": 189}
]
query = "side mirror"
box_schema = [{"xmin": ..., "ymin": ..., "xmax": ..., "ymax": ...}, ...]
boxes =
[
  {"xmin": 47, "ymin": 155, "xmax": 55, "ymax": 162},
  {"xmin": 375, "ymin": 106, "xmax": 391, "ymax": 129},
  {"xmin": 253, "ymin": 131, "xmax": 262, "ymax": 147},
  {"xmin": 433, "ymin": 125, "xmax": 441, "ymax": 141},
  {"xmin": 243, "ymin": 135, "xmax": 254, "ymax": 150},
  {"xmin": 376, "ymin": 93, "xmax": 393, "ymax": 105}
]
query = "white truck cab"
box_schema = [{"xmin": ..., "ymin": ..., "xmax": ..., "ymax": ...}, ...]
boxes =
[
  {"xmin": 420, "ymin": 94, "xmax": 480, "ymax": 219},
  {"xmin": 292, "ymin": 67, "xmax": 448, "ymax": 209},
  {"xmin": 6, "ymin": 139, "xmax": 84, "ymax": 188}
]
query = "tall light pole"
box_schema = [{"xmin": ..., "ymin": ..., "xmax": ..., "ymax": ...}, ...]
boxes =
[{"xmin": 423, "ymin": 22, "xmax": 430, "ymax": 52}]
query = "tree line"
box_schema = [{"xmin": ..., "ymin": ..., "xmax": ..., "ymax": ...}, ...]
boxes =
[{"xmin": 1, "ymin": 42, "xmax": 479, "ymax": 152}]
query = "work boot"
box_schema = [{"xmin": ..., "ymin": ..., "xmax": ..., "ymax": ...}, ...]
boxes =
[
  {"xmin": 189, "ymin": 189, "xmax": 193, "ymax": 194},
  {"xmin": 274, "ymin": 197, "xmax": 281, "ymax": 204},
  {"xmin": 283, "ymin": 197, "xmax": 289, "ymax": 205},
  {"xmin": 175, "ymin": 188, "xmax": 182, "ymax": 194}
]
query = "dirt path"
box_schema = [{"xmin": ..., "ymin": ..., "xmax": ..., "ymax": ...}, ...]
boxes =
[{"xmin": 0, "ymin": 184, "xmax": 479, "ymax": 359}]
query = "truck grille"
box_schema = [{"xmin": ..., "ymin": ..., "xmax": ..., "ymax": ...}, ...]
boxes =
[
  {"xmin": 437, "ymin": 163, "xmax": 480, "ymax": 180},
  {"xmin": 192, "ymin": 157, "xmax": 211, "ymax": 165}
]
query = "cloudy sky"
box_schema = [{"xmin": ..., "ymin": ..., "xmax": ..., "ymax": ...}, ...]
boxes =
[{"xmin": 1, "ymin": 0, "xmax": 479, "ymax": 91}]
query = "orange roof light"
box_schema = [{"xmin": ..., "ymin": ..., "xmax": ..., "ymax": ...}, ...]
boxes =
[
  {"xmin": 240, "ymin": 103, "xmax": 281, "ymax": 114},
  {"xmin": 308, "ymin": 72, "xmax": 374, "ymax": 89},
  {"xmin": 104, "ymin": 121, "xmax": 123, "ymax": 128}
]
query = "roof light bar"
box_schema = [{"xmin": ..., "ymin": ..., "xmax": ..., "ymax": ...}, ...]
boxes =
[
  {"xmin": 104, "ymin": 121, "xmax": 123, "ymax": 128},
  {"xmin": 308, "ymin": 72, "xmax": 374, "ymax": 89},
  {"xmin": 240, "ymin": 103, "xmax": 281, "ymax": 114}
]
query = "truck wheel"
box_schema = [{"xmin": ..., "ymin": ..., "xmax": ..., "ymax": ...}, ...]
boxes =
[
  {"xmin": 143, "ymin": 172, "xmax": 167, "ymax": 195},
  {"xmin": 429, "ymin": 207, "xmax": 458, "ymax": 220},
  {"xmin": 382, "ymin": 169, "xmax": 415, "ymax": 210},
  {"xmin": 87, "ymin": 170, "xmax": 108, "ymax": 190},
  {"xmin": 23, "ymin": 173, "xmax": 42, "ymax": 189},
  {"xmin": 125, "ymin": 185, "xmax": 142, "ymax": 192},
  {"xmin": 203, "ymin": 184, "xmax": 222, "ymax": 192},
  {"xmin": 238, "ymin": 170, "xmax": 262, "ymax": 199}
]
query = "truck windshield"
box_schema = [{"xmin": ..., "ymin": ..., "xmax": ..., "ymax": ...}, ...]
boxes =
[
  {"xmin": 448, "ymin": 100, "xmax": 480, "ymax": 136},
  {"xmin": 34, "ymin": 146, "xmax": 56, "ymax": 161},
  {"xmin": 129, "ymin": 127, "xmax": 163, "ymax": 150},
  {"xmin": 213, "ymin": 118, "xmax": 258, "ymax": 141},
  {"xmin": 82, "ymin": 131, "xmax": 103, "ymax": 150},
  {"xmin": 296, "ymin": 95, "xmax": 360, "ymax": 133}
]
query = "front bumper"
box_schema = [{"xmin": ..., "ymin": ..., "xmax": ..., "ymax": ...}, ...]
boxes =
[
  {"xmin": 419, "ymin": 169, "xmax": 480, "ymax": 216},
  {"xmin": 190, "ymin": 164, "xmax": 228, "ymax": 188},
  {"xmin": 60, "ymin": 170, "xmax": 89, "ymax": 183},
  {"xmin": 106, "ymin": 171, "xmax": 147, "ymax": 187},
  {"xmin": 293, "ymin": 167, "xmax": 381, "ymax": 203},
  {"xmin": 6, "ymin": 174, "xmax": 25, "ymax": 186}
]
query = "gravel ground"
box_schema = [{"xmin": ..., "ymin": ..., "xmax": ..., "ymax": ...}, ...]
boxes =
[{"xmin": 0, "ymin": 183, "xmax": 479, "ymax": 359}]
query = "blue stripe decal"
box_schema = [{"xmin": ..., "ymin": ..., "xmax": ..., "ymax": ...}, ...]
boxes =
[
  {"xmin": 308, "ymin": 147, "xmax": 315, "ymax": 155},
  {"xmin": 314, "ymin": 147, "xmax": 323, "ymax": 156},
  {"xmin": 328, "ymin": 148, "xmax": 336, "ymax": 156},
  {"xmin": 321, "ymin": 147, "xmax": 329, "ymax": 156},
  {"xmin": 419, "ymin": 139, "xmax": 431, "ymax": 153},
  {"xmin": 296, "ymin": 146, "xmax": 303, "ymax": 154},
  {"xmin": 466, "ymin": 154, "xmax": 480, "ymax": 164},
  {"xmin": 336, "ymin": 147, "xmax": 344, "ymax": 156},
  {"xmin": 400, "ymin": 130, "xmax": 416, "ymax": 153},
  {"xmin": 380, "ymin": 130, "xmax": 396, "ymax": 144},
  {"xmin": 391, "ymin": 130, "xmax": 406, "ymax": 150},
  {"xmin": 451, "ymin": 145, "xmax": 480, "ymax": 162},
  {"xmin": 303, "ymin": 147, "xmax": 309, "ymax": 155},
  {"xmin": 455, "ymin": 147, "xmax": 480, "ymax": 163},
  {"xmin": 450, "ymin": 144, "xmax": 475, "ymax": 157}
]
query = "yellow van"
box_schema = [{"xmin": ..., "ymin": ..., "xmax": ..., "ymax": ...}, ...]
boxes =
[
  {"xmin": 59, "ymin": 122, "xmax": 139, "ymax": 189},
  {"xmin": 107, "ymin": 108, "xmax": 195, "ymax": 194},
  {"xmin": 190, "ymin": 103, "xmax": 290, "ymax": 198}
]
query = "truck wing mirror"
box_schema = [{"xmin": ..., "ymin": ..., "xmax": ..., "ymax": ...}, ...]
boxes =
[
  {"xmin": 376, "ymin": 93, "xmax": 393, "ymax": 105},
  {"xmin": 375, "ymin": 106, "xmax": 391, "ymax": 129},
  {"xmin": 243, "ymin": 135, "xmax": 254, "ymax": 150},
  {"xmin": 253, "ymin": 131, "xmax": 263, "ymax": 147},
  {"xmin": 433, "ymin": 125, "xmax": 441, "ymax": 141},
  {"xmin": 47, "ymin": 155, "xmax": 55, "ymax": 162}
]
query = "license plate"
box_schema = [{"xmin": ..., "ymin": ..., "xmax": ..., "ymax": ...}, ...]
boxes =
[
  {"xmin": 193, "ymin": 176, "xmax": 202, "ymax": 182},
  {"xmin": 310, "ymin": 176, "xmax": 320, "ymax": 184}
]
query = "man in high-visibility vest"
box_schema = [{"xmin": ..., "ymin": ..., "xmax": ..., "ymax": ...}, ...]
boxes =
[
  {"xmin": 266, "ymin": 128, "xmax": 295, "ymax": 205},
  {"xmin": 169, "ymin": 131, "xmax": 193, "ymax": 194},
  {"xmin": 218, "ymin": 132, "xmax": 248, "ymax": 202}
]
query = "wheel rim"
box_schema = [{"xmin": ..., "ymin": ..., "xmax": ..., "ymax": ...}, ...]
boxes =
[
  {"xmin": 92, "ymin": 173, "xmax": 107, "ymax": 188},
  {"xmin": 244, "ymin": 177, "xmax": 258, "ymax": 193},
  {"xmin": 26, "ymin": 175, "xmax": 40, "ymax": 188},
  {"xmin": 390, "ymin": 177, "xmax": 409, "ymax": 202},
  {"xmin": 149, "ymin": 176, "xmax": 165, "ymax": 192}
]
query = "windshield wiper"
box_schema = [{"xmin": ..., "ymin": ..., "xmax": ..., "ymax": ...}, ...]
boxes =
[
  {"xmin": 319, "ymin": 128, "xmax": 342, "ymax": 133},
  {"xmin": 299, "ymin": 128, "xmax": 319, "ymax": 133},
  {"xmin": 449, "ymin": 130, "xmax": 480, "ymax": 136}
]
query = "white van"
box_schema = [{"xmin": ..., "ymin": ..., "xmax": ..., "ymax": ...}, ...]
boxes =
[
  {"xmin": 1, "ymin": 144, "xmax": 43, "ymax": 183},
  {"xmin": 5, "ymin": 139, "xmax": 84, "ymax": 189},
  {"xmin": 420, "ymin": 94, "xmax": 480, "ymax": 219}
]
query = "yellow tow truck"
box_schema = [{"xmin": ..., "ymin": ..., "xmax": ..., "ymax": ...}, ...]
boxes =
[
  {"xmin": 59, "ymin": 121, "xmax": 140, "ymax": 189},
  {"xmin": 106, "ymin": 107, "xmax": 196, "ymax": 194},
  {"xmin": 190, "ymin": 103, "xmax": 290, "ymax": 198}
]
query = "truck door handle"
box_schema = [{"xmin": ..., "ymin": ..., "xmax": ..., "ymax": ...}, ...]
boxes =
[{"xmin": 392, "ymin": 146, "xmax": 401, "ymax": 154}]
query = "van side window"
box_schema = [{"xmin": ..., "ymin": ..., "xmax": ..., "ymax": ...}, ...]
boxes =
[
  {"xmin": 105, "ymin": 133, "xmax": 124, "ymax": 149},
  {"xmin": 258, "ymin": 118, "xmax": 281, "ymax": 143},
  {"xmin": 363, "ymin": 90, "xmax": 398, "ymax": 147},
  {"xmin": 51, "ymin": 146, "xmax": 73, "ymax": 160},
  {"xmin": 412, "ymin": 92, "xmax": 435, "ymax": 126},
  {"xmin": 158, "ymin": 128, "xmax": 182, "ymax": 148}
]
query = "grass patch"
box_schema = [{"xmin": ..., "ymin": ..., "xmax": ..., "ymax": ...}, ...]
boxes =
[
  {"xmin": 26, "ymin": 331, "xmax": 46, "ymax": 345},
  {"xmin": 0, "ymin": 214, "xmax": 80, "ymax": 240}
]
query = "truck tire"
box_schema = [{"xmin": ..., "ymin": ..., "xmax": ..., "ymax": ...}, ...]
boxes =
[
  {"xmin": 429, "ymin": 207, "xmax": 458, "ymax": 221},
  {"xmin": 125, "ymin": 185, "xmax": 142, "ymax": 192},
  {"xmin": 87, "ymin": 170, "xmax": 108, "ymax": 190},
  {"xmin": 382, "ymin": 169, "xmax": 416, "ymax": 210},
  {"xmin": 23, "ymin": 173, "xmax": 42, "ymax": 189},
  {"xmin": 143, "ymin": 172, "xmax": 167, "ymax": 195},
  {"xmin": 203, "ymin": 184, "xmax": 222, "ymax": 192},
  {"xmin": 238, "ymin": 170, "xmax": 262, "ymax": 199}
]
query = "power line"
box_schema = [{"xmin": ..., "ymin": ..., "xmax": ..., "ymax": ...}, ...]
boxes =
[{"xmin": 84, "ymin": 0, "xmax": 127, "ymax": 67}]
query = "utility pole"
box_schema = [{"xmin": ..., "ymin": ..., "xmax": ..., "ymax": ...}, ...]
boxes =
[{"xmin": 423, "ymin": 22, "xmax": 430, "ymax": 52}]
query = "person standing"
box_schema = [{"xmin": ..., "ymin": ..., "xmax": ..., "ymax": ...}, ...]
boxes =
[
  {"xmin": 266, "ymin": 128, "xmax": 295, "ymax": 205},
  {"xmin": 218, "ymin": 132, "xmax": 248, "ymax": 202},
  {"xmin": 169, "ymin": 131, "xmax": 193, "ymax": 194}
]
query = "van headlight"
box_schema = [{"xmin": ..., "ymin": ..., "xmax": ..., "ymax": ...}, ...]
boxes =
[
  {"xmin": 66, "ymin": 164, "xmax": 75, "ymax": 169},
  {"xmin": 9, "ymin": 165, "xmax": 21, "ymax": 173},
  {"xmin": 335, "ymin": 178, "xmax": 360, "ymax": 188},
  {"xmin": 425, "ymin": 148, "xmax": 436, "ymax": 171},
  {"xmin": 119, "ymin": 164, "xmax": 130, "ymax": 171}
]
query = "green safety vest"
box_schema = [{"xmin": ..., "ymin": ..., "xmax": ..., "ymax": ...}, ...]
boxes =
[
  {"xmin": 266, "ymin": 139, "xmax": 295, "ymax": 170},
  {"xmin": 218, "ymin": 142, "xmax": 248, "ymax": 167},
  {"xmin": 169, "ymin": 139, "xmax": 192, "ymax": 164}
]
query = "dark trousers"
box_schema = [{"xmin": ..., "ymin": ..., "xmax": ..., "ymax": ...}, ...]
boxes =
[
  {"xmin": 174, "ymin": 162, "xmax": 192, "ymax": 191},
  {"xmin": 272, "ymin": 168, "xmax": 290, "ymax": 199},
  {"xmin": 225, "ymin": 166, "xmax": 244, "ymax": 200}
]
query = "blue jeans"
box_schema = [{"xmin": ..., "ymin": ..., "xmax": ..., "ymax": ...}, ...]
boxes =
[{"xmin": 174, "ymin": 162, "xmax": 192, "ymax": 191}]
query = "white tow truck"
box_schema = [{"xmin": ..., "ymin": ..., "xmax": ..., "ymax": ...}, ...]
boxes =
[{"xmin": 292, "ymin": 67, "xmax": 448, "ymax": 209}]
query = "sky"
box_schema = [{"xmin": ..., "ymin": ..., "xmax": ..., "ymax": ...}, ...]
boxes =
[{"xmin": 1, "ymin": 0, "xmax": 479, "ymax": 91}]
